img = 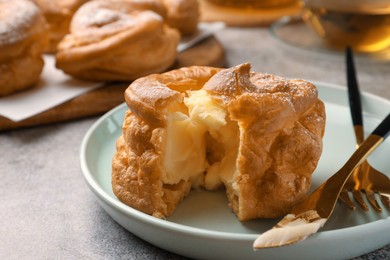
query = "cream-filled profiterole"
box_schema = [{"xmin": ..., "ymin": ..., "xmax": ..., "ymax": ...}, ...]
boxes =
[{"xmin": 112, "ymin": 63, "xmax": 326, "ymax": 221}]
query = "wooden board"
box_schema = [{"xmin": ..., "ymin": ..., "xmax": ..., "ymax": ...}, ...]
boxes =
[
  {"xmin": 0, "ymin": 36, "xmax": 226, "ymax": 131},
  {"xmin": 199, "ymin": 0, "xmax": 301, "ymax": 27}
]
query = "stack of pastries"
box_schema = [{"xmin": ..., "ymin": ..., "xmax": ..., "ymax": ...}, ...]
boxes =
[
  {"xmin": 112, "ymin": 63, "xmax": 326, "ymax": 221},
  {"xmin": 0, "ymin": 0, "xmax": 48, "ymax": 96},
  {"xmin": 0, "ymin": 0, "xmax": 199, "ymax": 96}
]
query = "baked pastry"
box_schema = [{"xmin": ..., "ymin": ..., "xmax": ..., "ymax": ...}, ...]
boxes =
[
  {"xmin": 33, "ymin": 0, "xmax": 90, "ymax": 53},
  {"xmin": 0, "ymin": 0, "xmax": 48, "ymax": 97},
  {"xmin": 55, "ymin": 0, "xmax": 180, "ymax": 81},
  {"xmin": 161, "ymin": 0, "xmax": 199, "ymax": 35},
  {"xmin": 112, "ymin": 63, "xmax": 326, "ymax": 221}
]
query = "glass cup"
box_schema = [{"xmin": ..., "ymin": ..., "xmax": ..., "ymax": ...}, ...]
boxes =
[{"xmin": 300, "ymin": 0, "xmax": 390, "ymax": 52}]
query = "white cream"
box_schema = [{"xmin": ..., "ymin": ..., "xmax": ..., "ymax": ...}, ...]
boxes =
[
  {"xmin": 162, "ymin": 111, "xmax": 207, "ymax": 185},
  {"xmin": 184, "ymin": 90, "xmax": 226, "ymax": 130},
  {"xmin": 162, "ymin": 90, "xmax": 240, "ymax": 190}
]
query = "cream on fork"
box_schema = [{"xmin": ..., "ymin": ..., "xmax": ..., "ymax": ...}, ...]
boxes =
[
  {"xmin": 253, "ymin": 112, "xmax": 390, "ymax": 248},
  {"xmin": 253, "ymin": 50, "xmax": 390, "ymax": 248}
]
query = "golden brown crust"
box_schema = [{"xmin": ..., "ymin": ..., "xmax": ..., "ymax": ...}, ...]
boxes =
[
  {"xmin": 0, "ymin": 0, "xmax": 48, "ymax": 97},
  {"xmin": 112, "ymin": 110, "xmax": 193, "ymax": 217},
  {"xmin": 113, "ymin": 66, "xmax": 220, "ymax": 217},
  {"xmin": 227, "ymin": 72, "xmax": 325, "ymax": 219},
  {"xmin": 34, "ymin": 0, "xmax": 90, "ymax": 53},
  {"xmin": 55, "ymin": 0, "xmax": 180, "ymax": 81},
  {"xmin": 125, "ymin": 66, "xmax": 221, "ymax": 122},
  {"xmin": 161, "ymin": 0, "xmax": 199, "ymax": 35},
  {"xmin": 112, "ymin": 63, "xmax": 326, "ymax": 220}
]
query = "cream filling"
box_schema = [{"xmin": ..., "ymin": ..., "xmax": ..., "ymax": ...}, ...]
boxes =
[
  {"xmin": 163, "ymin": 111, "xmax": 207, "ymax": 185},
  {"xmin": 162, "ymin": 90, "xmax": 240, "ymax": 190}
]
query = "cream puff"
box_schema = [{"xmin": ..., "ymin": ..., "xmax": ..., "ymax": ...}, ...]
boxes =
[
  {"xmin": 55, "ymin": 0, "xmax": 180, "ymax": 81},
  {"xmin": 33, "ymin": 0, "xmax": 91, "ymax": 53},
  {"xmin": 161, "ymin": 0, "xmax": 199, "ymax": 35},
  {"xmin": 0, "ymin": 0, "xmax": 48, "ymax": 96},
  {"xmin": 112, "ymin": 63, "xmax": 326, "ymax": 220}
]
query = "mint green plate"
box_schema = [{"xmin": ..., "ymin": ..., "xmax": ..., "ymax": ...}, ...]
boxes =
[{"xmin": 80, "ymin": 82, "xmax": 390, "ymax": 260}]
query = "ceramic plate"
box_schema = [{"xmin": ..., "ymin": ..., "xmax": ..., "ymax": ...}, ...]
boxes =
[{"xmin": 80, "ymin": 82, "xmax": 390, "ymax": 260}]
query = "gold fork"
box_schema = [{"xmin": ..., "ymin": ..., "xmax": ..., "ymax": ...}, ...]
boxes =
[
  {"xmin": 254, "ymin": 112, "xmax": 390, "ymax": 248},
  {"xmin": 339, "ymin": 47, "xmax": 390, "ymax": 212}
]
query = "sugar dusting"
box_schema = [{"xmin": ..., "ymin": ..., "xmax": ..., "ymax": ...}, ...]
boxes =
[
  {"xmin": 73, "ymin": 4, "xmax": 127, "ymax": 29},
  {"xmin": 70, "ymin": 1, "xmax": 164, "ymax": 36},
  {"xmin": 71, "ymin": 1, "xmax": 135, "ymax": 32},
  {"xmin": 0, "ymin": 0, "xmax": 40, "ymax": 46}
]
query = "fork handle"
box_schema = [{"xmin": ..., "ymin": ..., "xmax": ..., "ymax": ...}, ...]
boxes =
[
  {"xmin": 346, "ymin": 47, "xmax": 363, "ymax": 128},
  {"xmin": 346, "ymin": 47, "xmax": 364, "ymax": 145},
  {"xmin": 372, "ymin": 113, "xmax": 390, "ymax": 139}
]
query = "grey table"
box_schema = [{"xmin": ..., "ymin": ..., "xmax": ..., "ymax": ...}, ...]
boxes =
[{"xmin": 1, "ymin": 27, "xmax": 389, "ymax": 259}]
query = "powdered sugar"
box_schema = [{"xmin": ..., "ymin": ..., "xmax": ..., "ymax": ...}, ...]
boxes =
[
  {"xmin": 70, "ymin": 0, "xmax": 164, "ymax": 36},
  {"xmin": 73, "ymin": 5, "xmax": 126, "ymax": 29},
  {"xmin": 0, "ymin": 0, "xmax": 40, "ymax": 46}
]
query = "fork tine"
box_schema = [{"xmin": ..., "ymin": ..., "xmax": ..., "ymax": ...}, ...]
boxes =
[
  {"xmin": 364, "ymin": 190, "xmax": 382, "ymax": 212},
  {"xmin": 352, "ymin": 190, "xmax": 369, "ymax": 211},
  {"xmin": 339, "ymin": 191, "xmax": 356, "ymax": 210},
  {"xmin": 379, "ymin": 194, "xmax": 390, "ymax": 208}
]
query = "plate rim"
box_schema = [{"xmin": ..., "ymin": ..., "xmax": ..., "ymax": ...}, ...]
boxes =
[{"xmin": 80, "ymin": 80, "xmax": 390, "ymax": 243}]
